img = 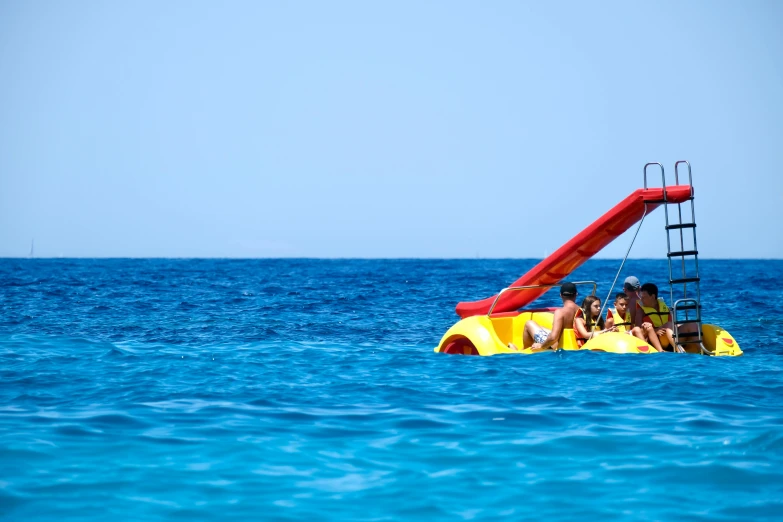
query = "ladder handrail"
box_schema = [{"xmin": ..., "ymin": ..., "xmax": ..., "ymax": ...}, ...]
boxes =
[
  {"xmin": 674, "ymin": 160, "xmax": 693, "ymax": 192},
  {"xmin": 674, "ymin": 298, "xmax": 707, "ymax": 354},
  {"xmin": 664, "ymin": 161, "xmax": 703, "ymax": 353},
  {"xmin": 673, "ymin": 160, "xmax": 694, "ymax": 300},
  {"xmin": 643, "ymin": 162, "xmax": 667, "ymax": 198}
]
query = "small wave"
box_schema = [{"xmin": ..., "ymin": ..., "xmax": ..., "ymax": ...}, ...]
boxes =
[
  {"xmin": 53, "ymin": 424, "xmax": 104, "ymax": 438},
  {"xmin": 85, "ymin": 413, "xmax": 151, "ymax": 429},
  {"xmin": 296, "ymin": 471, "xmax": 394, "ymax": 493},
  {"xmin": 0, "ymin": 489, "xmax": 28, "ymax": 514},
  {"xmin": 100, "ymin": 346, "xmax": 138, "ymax": 358}
]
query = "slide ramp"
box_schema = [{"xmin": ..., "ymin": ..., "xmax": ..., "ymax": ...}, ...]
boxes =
[{"xmin": 455, "ymin": 185, "xmax": 693, "ymax": 318}]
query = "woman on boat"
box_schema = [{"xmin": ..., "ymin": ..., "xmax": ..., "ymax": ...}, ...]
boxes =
[{"xmin": 574, "ymin": 295, "xmax": 616, "ymax": 347}]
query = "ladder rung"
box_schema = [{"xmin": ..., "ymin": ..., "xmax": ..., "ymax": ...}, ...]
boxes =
[
  {"xmin": 666, "ymin": 223, "xmax": 696, "ymax": 230},
  {"xmin": 676, "ymin": 319, "xmax": 702, "ymax": 325},
  {"xmin": 678, "ymin": 338, "xmax": 703, "ymax": 344},
  {"xmin": 667, "ymin": 250, "xmax": 698, "ymax": 257},
  {"xmin": 677, "ymin": 331, "xmax": 701, "ymax": 338},
  {"xmin": 671, "ymin": 277, "xmax": 700, "ymax": 285},
  {"xmin": 675, "ymin": 303, "xmax": 700, "ymax": 311}
]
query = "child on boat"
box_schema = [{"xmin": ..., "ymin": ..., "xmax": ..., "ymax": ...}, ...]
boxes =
[
  {"xmin": 605, "ymin": 292, "xmax": 632, "ymax": 331},
  {"xmin": 574, "ymin": 295, "xmax": 617, "ymax": 347},
  {"xmin": 606, "ymin": 292, "xmax": 647, "ymax": 340}
]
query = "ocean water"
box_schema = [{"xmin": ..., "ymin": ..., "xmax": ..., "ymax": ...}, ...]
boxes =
[{"xmin": 1, "ymin": 258, "xmax": 782, "ymax": 521}]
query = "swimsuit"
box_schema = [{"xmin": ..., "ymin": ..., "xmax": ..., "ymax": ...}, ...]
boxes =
[{"xmin": 533, "ymin": 326, "xmax": 550, "ymax": 344}]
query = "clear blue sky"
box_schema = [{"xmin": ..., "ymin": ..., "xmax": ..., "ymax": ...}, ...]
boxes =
[{"xmin": 1, "ymin": 1, "xmax": 781, "ymax": 258}]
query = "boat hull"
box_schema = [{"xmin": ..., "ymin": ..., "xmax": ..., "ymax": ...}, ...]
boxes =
[{"xmin": 435, "ymin": 311, "xmax": 742, "ymax": 356}]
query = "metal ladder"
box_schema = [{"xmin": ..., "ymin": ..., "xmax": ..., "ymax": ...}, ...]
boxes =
[{"xmin": 644, "ymin": 161, "xmax": 705, "ymax": 354}]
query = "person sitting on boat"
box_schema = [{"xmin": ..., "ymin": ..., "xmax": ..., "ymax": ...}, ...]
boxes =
[
  {"xmin": 605, "ymin": 292, "xmax": 632, "ymax": 332},
  {"xmin": 574, "ymin": 295, "xmax": 617, "ymax": 347},
  {"xmin": 606, "ymin": 292, "xmax": 646, "ymax": 338},
  {"xmin": 623, "ymin": 276, "xmax": 642, "ymax": 324},
  {"xmin": 635, "ymin": 282, "xmax": 676, "ymax": 352},
  {"xmin": 521, "ymin": 281, "xmax": 581, "ymax": 351}
]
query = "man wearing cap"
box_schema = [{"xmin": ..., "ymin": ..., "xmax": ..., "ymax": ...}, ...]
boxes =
[
  {"xmin": 521, "ymin": 281, "xmax": 581, "ymax": 351},
  {"xmin": 623, "ymin": 276, "xmax": 642, "ymax": 324}
]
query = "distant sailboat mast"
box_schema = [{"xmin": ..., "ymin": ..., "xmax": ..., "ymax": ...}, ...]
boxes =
[{"xmin": 29, "ymin": 239, "xmax": 34, "ymax": 258}]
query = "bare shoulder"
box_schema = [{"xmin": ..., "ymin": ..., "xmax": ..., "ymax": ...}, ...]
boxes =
[{"xmin": 552, "ymin": 305, "xmax": 571, "ymax": 324}]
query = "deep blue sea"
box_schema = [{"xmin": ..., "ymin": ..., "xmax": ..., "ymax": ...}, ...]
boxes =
[{"xmin": 1, "ymin": 259, "xmax": 782, "ymax": 521}]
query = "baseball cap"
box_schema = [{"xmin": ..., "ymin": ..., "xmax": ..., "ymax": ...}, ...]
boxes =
[
  {"xmin": 623, "ymin": 276, "xmax": 641, "ymax": 290},
  {"xmin": 560, "ymin": 282, "xmax": 577, "ymax": 296}
]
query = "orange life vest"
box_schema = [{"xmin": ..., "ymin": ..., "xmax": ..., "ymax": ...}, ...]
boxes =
[{"xmin": 574, "ymin": 308, "xmax": 601, "ymax": 347}]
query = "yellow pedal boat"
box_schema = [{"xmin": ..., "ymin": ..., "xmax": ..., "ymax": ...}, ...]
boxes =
[
  {"xmin": 435, "ymin": 162, "xmax": 742, "ymax": 357},
  {"xmin": 434, "ymin": 305, "xmax": 742, "ymax": 357}
]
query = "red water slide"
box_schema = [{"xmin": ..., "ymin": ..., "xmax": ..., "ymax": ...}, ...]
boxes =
[{"xmin": 455, "ymin": 185, "xmax": 694, "ymax": 318}]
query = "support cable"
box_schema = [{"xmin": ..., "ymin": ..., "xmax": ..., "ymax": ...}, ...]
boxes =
[{"xmin": 596, "ymin": 204, "xmax": 649, "ymax": 332}]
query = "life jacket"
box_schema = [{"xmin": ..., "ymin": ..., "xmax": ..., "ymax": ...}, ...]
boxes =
[
  {"xmin": 607, "ymin": 307, "xmax": 632, "ymax": 332},
  {"xmin": 573, "ymin": 308, "xmax": 600, "ymax": 347},
  {"xmin": 637, "ymin": 298, "xmax": 671, "ymax": 328}
]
